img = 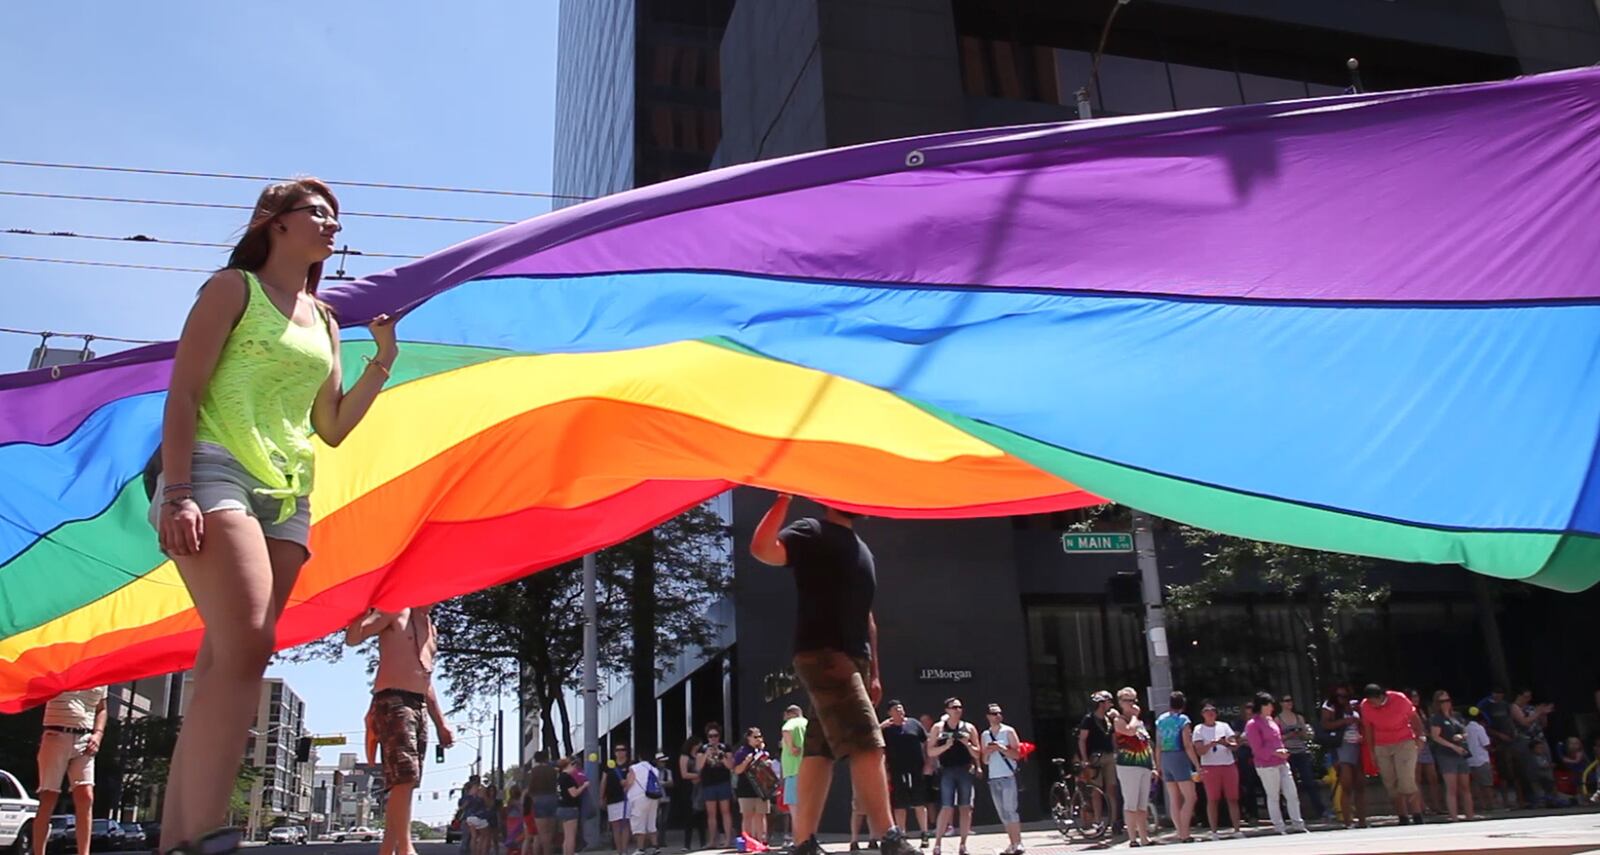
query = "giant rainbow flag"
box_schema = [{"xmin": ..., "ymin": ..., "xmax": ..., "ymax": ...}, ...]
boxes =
[{"xmin": 3, "ymin": 68, "xmax": 1600, "ymax": 710}]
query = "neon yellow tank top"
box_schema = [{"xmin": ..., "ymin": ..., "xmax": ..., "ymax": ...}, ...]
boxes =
[{"xmin": 194, "ymin": 270, "xmax": 335, "ymax": 523}]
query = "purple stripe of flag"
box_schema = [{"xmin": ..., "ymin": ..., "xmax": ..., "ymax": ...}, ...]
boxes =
[
  {"xmin": 0, "ymin": 344, "xmax": 172, "ymax": 446},
  {"xmin": 322, "ymin": 67, "xmax": 1600, "ymax": 322}
]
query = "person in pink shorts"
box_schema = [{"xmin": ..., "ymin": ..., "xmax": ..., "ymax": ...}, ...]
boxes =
[{"xmin": 1191, "ymin": 702, "xmax": 1242, "ymax": 840}]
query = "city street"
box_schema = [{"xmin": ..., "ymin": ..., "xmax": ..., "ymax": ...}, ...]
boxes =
[
  {"xmin": 243, "ymin": 813, "xmax": 1600, "ymax": 855},
  {"xmin": 1011, "ymin": 812, "xmax": 1600, "ymax": 853},
  {"xmin": 247, "ymin": 843, "xmax": 458, "ymax": 855}
]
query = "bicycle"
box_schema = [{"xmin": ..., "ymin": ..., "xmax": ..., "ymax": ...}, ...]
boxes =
[{"xmin": 1049, "ymin": 757, "xmax": 1111, "ymax": 841}]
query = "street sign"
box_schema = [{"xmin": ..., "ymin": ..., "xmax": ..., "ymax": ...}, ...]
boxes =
[
  {"xmin": 312, "ymin": 736, "xmax": 347, "ymax": 746},
  {"xmin": 1061, "ymin": 532, "xmax": 1134, "ymax": 553}
]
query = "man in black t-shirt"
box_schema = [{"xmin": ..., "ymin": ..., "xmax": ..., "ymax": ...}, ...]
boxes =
[
  {"xmin": 752, "ymin": 493, "xmax": 910, "ymax": 855},
  {"xmin": 1077, "ymin": 691, "xmax": 1119, "ymax": 828},
  {"xmin": 881, "ymin": 701, "xmax": 932, "ymax": 846}
]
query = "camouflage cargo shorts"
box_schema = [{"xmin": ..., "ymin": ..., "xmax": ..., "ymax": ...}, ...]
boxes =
[
  {"xmin": 792, "ymin": 650, "xmax": 885, "ymax": 760},
  {"xmin": 370, "ymin": 689, "xmax": 429, "ymax": 788}
]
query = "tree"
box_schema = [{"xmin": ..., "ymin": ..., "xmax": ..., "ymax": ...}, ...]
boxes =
[
  {"xmin": 1165, "ymin": 523, "xmax": 1390, "ymax": 694},
  {"xmin": 229, "ymin": 765, "xmax": 261, "ymax": 824},
  {"xmin": 286, "ymin": 503, "xmax": 733, "ymax": 756},
  {"xmin": 108, "ymin": 715, "xmax": 182, "ymax": 818}
]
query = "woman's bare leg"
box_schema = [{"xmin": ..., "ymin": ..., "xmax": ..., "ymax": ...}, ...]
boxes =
[{"xmin": 158, "ymin": 513, "xmax": 279, "ymax": 848}]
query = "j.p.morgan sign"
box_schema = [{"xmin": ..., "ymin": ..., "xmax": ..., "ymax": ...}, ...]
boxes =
[{"xmin": 917, "ymin": 667, "xmax": 974, "ymax": 684}]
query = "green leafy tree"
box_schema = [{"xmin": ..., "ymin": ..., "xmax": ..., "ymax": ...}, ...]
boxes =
[
  {"xmin": 286, "ymin": 504, "xmax": 732, "ymax": 755},
  {"xmin": 1166, "ymin": 524, "xmax": 1390, "ymax": 693},
  {"xmin": 229, "ymin": 765, "xmax": 261, "ymax": 823}
]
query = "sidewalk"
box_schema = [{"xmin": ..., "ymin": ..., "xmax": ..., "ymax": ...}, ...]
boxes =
[{"xmin": 785, "ymin": 806, "xmax": 1600, "ymax": 854}]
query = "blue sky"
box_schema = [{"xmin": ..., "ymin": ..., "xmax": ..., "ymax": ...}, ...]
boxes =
[{"xmin": 1, "ymin": 2, "xmax": 560, "ymax": 820}]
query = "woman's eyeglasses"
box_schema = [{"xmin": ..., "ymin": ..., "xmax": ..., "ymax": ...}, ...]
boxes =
[{"xmin": 286, "ymin": 203, "xmax": 339, "ymax": 222}]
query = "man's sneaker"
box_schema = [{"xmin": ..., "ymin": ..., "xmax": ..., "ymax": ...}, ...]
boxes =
[
  {"xmin": 793, "ymin": 838, "xmax": 827, "ymax": 855},
  {"xmin": 878, "ymin": 828, "xmax": 913, "ymax": 855},
  {"xmin": 1292, "ymin": 822, "xmax": 1310, "ymax": 834},
  {"xmin": 850, "ymin": 844, "xmax": 861, "ymax": 853},
  {"xmin": 918, "ymin": 833, "xmax": 928, "ymax": 851}
]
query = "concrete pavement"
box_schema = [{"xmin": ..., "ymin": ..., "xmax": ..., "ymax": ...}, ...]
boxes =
[{"xmin": 244, "ymin": 811, "xmax": 1600, "ymax": 855}]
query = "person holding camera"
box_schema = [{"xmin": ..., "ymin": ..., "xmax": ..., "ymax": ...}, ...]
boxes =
[
  {"xmin": 1428, "ymin": 691, "xmax": 1477, "ymax": 821},
  {"xmin": 1509, "ymin": 690, "xmax": 1556, "ymax": 806},
  {"xmin": 1192, "ymin": 702, "xmax": 1242, "ymax": 840},
  {"xmin": 1077, "ymin": 691, "xmax": 1118, "ymax": 832},
  {"xmin": 1276, "ymin": 695, "xmax": 1325, "ymax": 821},
  {"xmin": 1320, "ymin": 686, "xmax": 1367, "ymax": 828},
  {"xmin": 695, "ymin": 725, "xmax": 735, "ymax": 849},
  {"xmin": 1244, "ymin": 692, "xmax": 1310, "ymax": 835},
  {"xmin": 734, "ymin": 728, "xmax": 774, "ymax": 845},
  {"xmin": 1110, "ymin": 688, "xmax": 1157, "ymax": 848},
  {"xmin": 981, "ymin": 705, "xmax": 1024, "ymax": 855},
  {"xmin": 928, "ymin": 699, "xmax": 979, "ymax": 855}
]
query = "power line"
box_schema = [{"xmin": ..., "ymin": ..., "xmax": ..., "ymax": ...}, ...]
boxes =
[
  {"xmin": 0, "ymin": 325, "xmax": 163, "ymax": 345},
  {"xmin": 0, "ymin": 159, "xmax": 594, "ymax": 202},
  {"xmin": 3, "ymin": 227, "xmax": 424, "ymax": 259},
  {"xmin": 0, "ymin": 253, "xmax": 373, "ymax": 283},
  {"xmin": 0, "ymin": 254, "xmax": 213, "ymax": 274},
  {"xmin": 0, "ymin": 190, "xmax": 519, "ymax": 225}
]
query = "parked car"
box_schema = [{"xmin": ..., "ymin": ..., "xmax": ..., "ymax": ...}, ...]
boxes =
[
  {"xmin": 331, "ymin": 826, "xmax": 376, "ymax": 843},
  {"xmin": 445, "ymin": 817, "xmax": 462, "ymax": 845},
  {"xmin": 88, "ymin": 820, "xmax": 125, "ymax": 853},
  {"xmin": 43, "ymin": 817, "xmax": 75, "ymax": 854},
  {"xmin": 267, "ymin": 826, "xmax": 308, "ymax": 845},
  {"xmin": 139, "ymin": 823, "xmax": 160, "ymax": 853},
  {"xmin": 0, "ymin": 770, "xmax": 39, "ymax": 855},
  {"xmin": 118, "ymin": 822, "xmax": 147, "ymax": 851}
]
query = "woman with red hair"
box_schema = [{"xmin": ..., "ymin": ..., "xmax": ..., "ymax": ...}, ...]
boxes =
[{"xmin": 150, "ymin": 179, "xmax": 397, "ymax": 855}]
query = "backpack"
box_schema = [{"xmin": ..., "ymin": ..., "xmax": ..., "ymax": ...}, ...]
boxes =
[
  {"xmin": 645, "ymin": 767, "xmax": 663, "ymax": 800},
  {"xmin": 748, "ymin": 757, "xmax": 779, "ymax": 800}
]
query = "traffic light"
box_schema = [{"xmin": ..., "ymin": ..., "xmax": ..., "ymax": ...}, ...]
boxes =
[
  {"xmin": 436, "ymin": 743, "xmax": 445, "ymax": 763},
  {"xmin": 296, "ymin": 736, "xmax": 313, "ymax": 763},
  {"xmin": 1108, "ymin": 572, "xmax": 1141, "ymax": 606}
]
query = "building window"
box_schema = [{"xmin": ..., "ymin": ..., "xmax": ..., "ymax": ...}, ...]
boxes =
[
  {"xmin": 960, "ymin": 36, "xmax": 1059, "ymax": 103},
  {"xmin": 646, "ymin": 106, "xmax": 720, "ymax": 155},
  {"xmin": 646, "ymin": 41, "xmax": 720, "ymax": 91}
]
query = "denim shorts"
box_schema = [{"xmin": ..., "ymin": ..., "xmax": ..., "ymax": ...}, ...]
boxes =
[
  {"xmin": 940, "ymin": 767, "xmax": 975, "ymax": 808},
  {"xmin": 555, "ymin": 806, "xmax": 580, "ymax": 822},
  {"xmin": 532, "ymin": 794, "xmax": 560, "ymax": 819},
  {"xmin": 1160, "ymin": 750, "xmax": 1195, "ymax": 782},
  {"xmin": 148, "ymin": 442, "xmax": 311, "ymax": 550}
]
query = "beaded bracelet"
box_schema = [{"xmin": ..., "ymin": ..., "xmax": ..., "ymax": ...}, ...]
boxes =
[{"xmin": 363, "ymin": 356, "xmax": 393, "ymax": 378}]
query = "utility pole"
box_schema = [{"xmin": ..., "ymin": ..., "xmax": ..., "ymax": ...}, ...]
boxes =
[
  {"xmin": 1132, "ymin": 511, "xmax": 1173, "ymax": 709},
  {"xmin": 1073, "ymin": 48, "xmax": 1172, "ymax": 711},
  {"xmin": 582, "ymin": 552, "xmax": 600, "ymax": 849},
  {"xmin": 496, "ymin": 669, "xmax": 506, "ymax": 788}
]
